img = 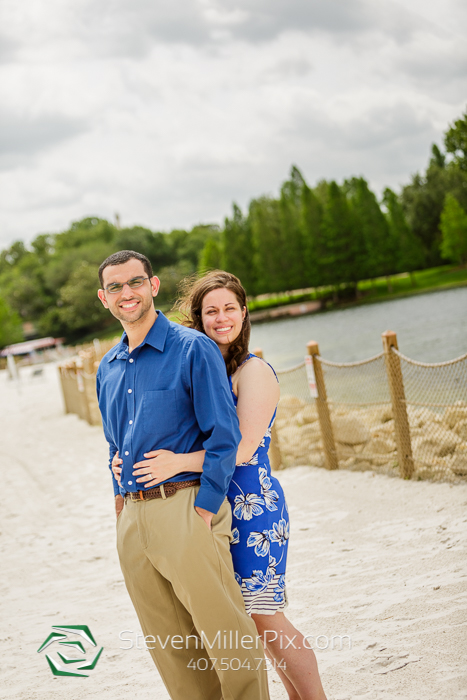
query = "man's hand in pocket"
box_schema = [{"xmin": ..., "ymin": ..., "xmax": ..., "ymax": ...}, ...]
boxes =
[{"xmin": 194, "ymin": 506, "xmax": 213, "ymax": 530}]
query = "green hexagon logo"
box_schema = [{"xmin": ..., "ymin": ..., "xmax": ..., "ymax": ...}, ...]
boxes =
[{"xmin": 37, "ymin": 625, "xmax": 103, "ymax": 677}]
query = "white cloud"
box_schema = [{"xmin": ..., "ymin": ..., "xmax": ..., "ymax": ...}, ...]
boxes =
[
  {"xmin": 0, "ymin": 0, "xmax": 465, "ymax": 248},
  {"xmin": 218, "ymin": 0, "xmax": 417, "ymax": 43},
  {"xmin": 0, "ymin": 111, "xmax": 87, "ymax": 169}
]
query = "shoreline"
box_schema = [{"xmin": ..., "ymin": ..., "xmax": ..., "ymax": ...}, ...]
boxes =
[
  {"xmin": 249, "ymin": 278, "xmax": 467, "ymax": 325},
  {"xmin": 321, "ymin": 277, "xmax": 467, "ymax": 313}
]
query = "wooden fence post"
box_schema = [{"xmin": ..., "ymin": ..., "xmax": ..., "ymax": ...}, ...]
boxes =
[
  {"xmin": 80, "ymin": 351, "xmax": 101, "ymax": 426},
  {"xmin": 252, "ymin": 347, "xmax": 283, "ymax": 470},
  {"xmin": 307, "ymin": 341, "xmax": 338, "ymax": 470},
  {"xmin": 381, "ymin": 331, "xmax": 414, "ymax": 479},
  {"xmin": 58, "ymin": 366, "xmax": 72, "ymax": 414}
]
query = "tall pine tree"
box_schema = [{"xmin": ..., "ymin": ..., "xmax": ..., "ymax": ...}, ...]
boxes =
[
  {"xmin": 222, "ymin": 203, "xmax": 256, "ymax": 293},
  {"xmin": 320, "ymin": 181, "xmax": 361, "ymax": 298},
  {"xmin": 250, "ymin": 196, "xmax": 286, "ymax": 294},
  {"xmin": 383, "ymin": 188, "xmax": 425, "ymax": 282},
  {"xmin": 346, "ymin": 177, "xmax": 389, "ymax": 282},
  {"xmin": 279, "ymin": 166, "xmax": 307, "ymax": 290},
  {"xmin": 300, "ymin": 181, "xmax": 324, "ymax": 287},
  {"xmin": 439, "ymin": 193, "xmax": 467, "ymax": 265}
]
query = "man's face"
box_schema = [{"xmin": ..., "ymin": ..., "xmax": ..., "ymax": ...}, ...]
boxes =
[{"xmin": 98, "ymin": 259, "xmax": 160, "ymax": 325}]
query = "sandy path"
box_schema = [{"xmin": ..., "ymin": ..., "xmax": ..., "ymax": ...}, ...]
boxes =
[{"xmin": 1, "ymin": 363, "xmax": 466, "ymax": 700}]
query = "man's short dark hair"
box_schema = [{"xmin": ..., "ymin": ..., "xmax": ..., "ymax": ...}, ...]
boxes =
[{"xmin": 98, "ymin": 250, "xmax": 153, "ymax": 287}]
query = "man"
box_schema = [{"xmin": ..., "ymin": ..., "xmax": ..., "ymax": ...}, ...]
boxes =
[{"xmin": 96, "ymin": 250, "xmax": 270, "ymax": 700}]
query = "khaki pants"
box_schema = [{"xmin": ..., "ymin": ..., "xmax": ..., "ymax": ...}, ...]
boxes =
[{"xmin": 117, "ymin": 486, "xmax": 270, "ymax": 700}]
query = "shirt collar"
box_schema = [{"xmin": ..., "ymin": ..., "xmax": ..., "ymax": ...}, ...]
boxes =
[
  {"xmin": 142, "ymin": 311, "xmax": 169, "ymax": 352},
  {"xmin": 106, "ymin": 311, "xmax": 169, "ymax": 362}
]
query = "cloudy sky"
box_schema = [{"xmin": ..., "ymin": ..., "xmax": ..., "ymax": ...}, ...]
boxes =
[{"xmin": 1, "ymin": 0, "xmax": 466, "ymax": 248}]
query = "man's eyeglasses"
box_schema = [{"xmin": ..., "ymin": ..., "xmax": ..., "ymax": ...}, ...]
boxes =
[{"xmin": 104, "ymin": 276, "xmax": 150, "ymax": 294}]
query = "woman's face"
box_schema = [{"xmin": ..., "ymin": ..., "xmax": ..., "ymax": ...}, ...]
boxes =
[{"xmin": 201, "ymin": 287, "xmax": 246, "ymax": 354}]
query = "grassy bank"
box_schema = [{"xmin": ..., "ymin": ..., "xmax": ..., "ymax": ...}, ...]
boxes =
[
  {"xmin": 247, "ymin": 264, "xmax": 467, "ymax": 313},
  {"xmin": 356, "ymin": 265, "xmax": 467, "ymax": 301}
]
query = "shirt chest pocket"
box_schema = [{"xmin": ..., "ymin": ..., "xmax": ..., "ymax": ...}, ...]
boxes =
[{"xmin": 142, "ymin": 389, "xmax": 180, "ymax": 439}]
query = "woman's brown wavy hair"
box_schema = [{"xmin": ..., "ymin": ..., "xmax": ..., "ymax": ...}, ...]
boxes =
[{"xmin": 174, "ymin": 270, "xmax": 251, "ymax": 376}]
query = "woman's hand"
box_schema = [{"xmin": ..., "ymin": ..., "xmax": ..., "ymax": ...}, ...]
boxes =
[
  {"xmin": 111, "ymin": 451, "xmax": 123, "ymax": 486},
  {"xmin": 132, "ymin": 450, "xmax": 187, "ymax": 489}
]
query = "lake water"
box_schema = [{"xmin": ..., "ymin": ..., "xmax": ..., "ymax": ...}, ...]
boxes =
[{"xmin": 250, "ymin": 287, "xmax": 467, "ymax": 369}]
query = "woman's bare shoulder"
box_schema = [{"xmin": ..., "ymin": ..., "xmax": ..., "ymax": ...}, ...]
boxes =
[
  {"xmin": 242, "ymin": 355, "xmax": 275, "ymax": 377},
  {"xmin": 234, "ymin": 356, "xmax": 278, "ymax": 396}
]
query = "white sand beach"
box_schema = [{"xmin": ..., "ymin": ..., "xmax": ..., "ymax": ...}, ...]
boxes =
[{"xmin": 1, "ymin": 362, "xmax": 466, "ymax": 700}]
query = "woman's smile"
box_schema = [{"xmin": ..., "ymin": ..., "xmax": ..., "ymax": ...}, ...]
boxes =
[{"xmin": 201, "ymin": 288, "xmax": 246, "ymax": 354}]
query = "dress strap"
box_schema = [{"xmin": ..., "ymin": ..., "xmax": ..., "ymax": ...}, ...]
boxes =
[
  {"xmin": 239, "ymin": 352, "xmax": 255, "ymax": 367},
  {"xmin": 239, "ymin": 352, "xmax": 279, "ymax": 383}
]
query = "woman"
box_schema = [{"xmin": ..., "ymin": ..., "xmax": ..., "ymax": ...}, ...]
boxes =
[{"xmin": 112, "ymin": 271, "xmax": 327, "ymax": 700}]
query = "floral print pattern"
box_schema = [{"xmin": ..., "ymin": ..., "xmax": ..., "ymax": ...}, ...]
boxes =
[
  {"xmin": 269, "ymin": 518, "xmax": 289, "ymax": 546},
  {"xmin": 227, "ymin": 354, "xmax": 289, "ymax": 614},
  {"xmin": 233, "ymin": 492, "xmax": 264, "ymax": 520},
  {"xmin": 259, "ymin": 467, "xmax": 280, "ymax": 512},
  {"xmin": 246, "ymin": 530, "xmax": 270, "ymax": 557}
]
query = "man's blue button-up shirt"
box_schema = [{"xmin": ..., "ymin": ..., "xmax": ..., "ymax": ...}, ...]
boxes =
[{"xmin": 96, "ymin": 311, "xmax": 241, "ymax": 514}]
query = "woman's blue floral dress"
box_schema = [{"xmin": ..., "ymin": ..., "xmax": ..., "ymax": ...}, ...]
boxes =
[{"xmin": 227, "ymin": 353, "xmax": 289, "ymax": 615}]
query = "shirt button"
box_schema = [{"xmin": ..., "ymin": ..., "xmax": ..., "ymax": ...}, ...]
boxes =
[
  {"xmin": 125, "ymin": 451, "xmax": 129, "ymax": 456},
  {"xmin": 128, "ymin": 480, "xmax": 133, "ymax": 486},
  {"xmin": 128, "ymin": 389, "xmax": 132, "ymax": 393},
  {"xmin": 129, "ymin": 359, "xmax": 134, "ymax": 363},
  {"xmin": 129, "ymin": 420, "xmax": 133, "ymax": 425}
]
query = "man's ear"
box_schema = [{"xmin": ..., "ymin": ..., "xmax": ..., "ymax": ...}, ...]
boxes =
[
  {"xmin": 150, "ymin": 276, "xmax": 160, "ymax": 297},
  {"xmin": 98, "ymin": 289, "xmax": 109, "ymax": 308}
]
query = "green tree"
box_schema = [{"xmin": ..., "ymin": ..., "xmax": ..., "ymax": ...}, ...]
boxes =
[
  {"xmin": 51, "ymin": 261, "xmax": 109, "ymax": 337},
  {"xmin": 113, "ymin": 226, "xmax": 174, "ymax": 270},
  {"xmin": 0, "ymin": 233, "xmax": 55, "ymax": 322},
  {"xmin": 0, "ymin": 296, "xmax": 24, "ymax": 348},
  {"xmin": 54, "ymin": 217, "xmax": 116, "ymax": 253},
  {"xmin": 279, "ymin": 166, "xmax": 307, "ymax": 290},
  {"xmin": 222, "ymin": 204, "xmax": 256, "ymax": 293},
  {"xmin": 346, "ymin": 177, "xmax": 390, "ymax": 283},
  {"xmin": 439, "ymin": 194, "xmax": 467, "ymax": 265},
  {"xmin": 401, "ymin": 131, "xmax": 467, "ymax": 267},
  {"xmin": 198, "ymin": 237, "xmax": 222, "ymax": 273},
  {"xmin": 320, "ymin": 181, "xmax": 362, "ymax": 298},
  {"xmin": 250, "ymin": 196, "xmax": 285, "ymax": 294},
  {"xmin": 167, "ymin": 225, "xmax": 221, "ymax": 270},
  {"xmin": 383, "ymin": 188, "xmax": 425, "ymax": 282},
  {"xmin": 300, "ymin": 181, "xmax": 323, "ymax": 287},
  {"xmin": 156, "ymin": 261, "xmax": 193, "ymax": 305},
  {"xmin": 445, "ymin": 107, "xmax": 467, "ymax": 172},
  {"xmin": 401, "ymin": 147, "xmax": 448, "ymax": 266},
  {"xmin": 42, "ymin": 218, "xmax": 113, "ymax": 286},
  {"xmin": 0, "ymin": 240, "xmax": 28, "ymax": 268}
]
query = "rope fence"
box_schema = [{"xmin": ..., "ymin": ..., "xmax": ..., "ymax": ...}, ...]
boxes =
[{"xmin": 267, "ymin": 331, "xmax": 467, "ymax": 482}]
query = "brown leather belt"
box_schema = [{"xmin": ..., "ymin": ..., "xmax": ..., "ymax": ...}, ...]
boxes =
[{"xmin": 126, "ymin": 479, "xmax": 200, "ymax": 502}]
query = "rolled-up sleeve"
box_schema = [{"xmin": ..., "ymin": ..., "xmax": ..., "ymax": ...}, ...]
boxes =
[{"xmin": 184, "ymin": 336, "xmax": 241, "ymax": 514}]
